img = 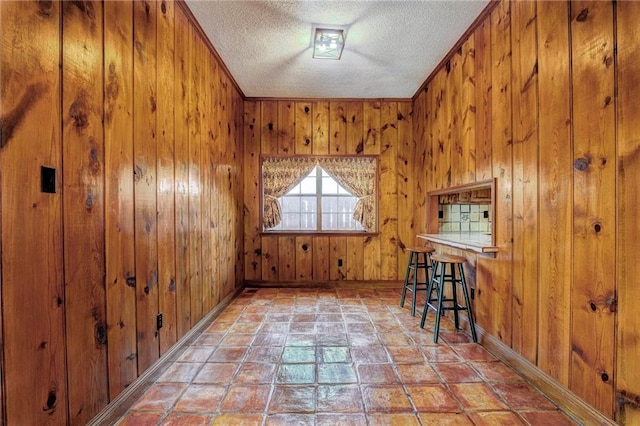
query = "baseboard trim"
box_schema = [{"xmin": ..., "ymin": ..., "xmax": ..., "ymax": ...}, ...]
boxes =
[
  {"xmin": 244, "ymin": 280, "xmax": 402, "ymax": 289},
  {"xmin": 88, "ymin": 284, "xmax": 246, "ymax": 426},
  {"xmin": 478, "ymin": 326, "xmax": 618, "ymax": 426}
]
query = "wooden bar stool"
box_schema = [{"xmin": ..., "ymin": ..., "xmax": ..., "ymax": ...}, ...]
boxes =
[
  {"xmin": 400, "ymin": 246, "xmax": 435, "ymax": 316},
  {"xmin": 420, "ymin": 253, "xmax": 478, "ymax": 343}
]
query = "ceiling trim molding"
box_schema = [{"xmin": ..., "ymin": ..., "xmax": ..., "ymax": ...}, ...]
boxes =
[
  {"xmin": 412, "ymin": 0, "xmax": 501, "ymax": 101},
  {"xmin": 176, "ymin": 0, "xmax": 246, "ymax": 99}
]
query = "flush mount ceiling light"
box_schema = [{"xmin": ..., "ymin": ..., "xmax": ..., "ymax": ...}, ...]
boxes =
[{"xmin": 313, "ymin": 28, "xmax": 345, "ymax": 60}]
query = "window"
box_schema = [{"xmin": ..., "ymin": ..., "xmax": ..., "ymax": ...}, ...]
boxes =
[{"xmin": 262, "ymin": 156, "xmax": 377, "ymax": 233}]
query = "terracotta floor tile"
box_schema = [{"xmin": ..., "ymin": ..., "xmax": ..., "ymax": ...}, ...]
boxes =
[
  {"xmin": 344, "ymin": 313, "xmax": 371, "ymax": 322},
  {"xmin": 367, "ymin": 413, "xmax": 421, "ymax": 425},
  {"xmin": 316, "ymin": 413, "xmax": 367, "ymax": 425},
  {"xmin": 386, "ymin": 346, "xmax": 424, "ymax": 364},
  {"xmin": 348, "ymin": 333, "xmax": 382, "ymax": 347},
  {"xmin": 421, "ymin": 345, "xmax": 462, "ymax": 362},
  {"xmin": 192, "ymin": 363, "xmax": 238, "ymax": 384},
  {"xmin": 440, "ymin": 330, "xmax": 477, "ymax": 344},
  {"xmin": 209, "ymin": 346, "xmax": 247, "ymax": 363},
  {"xmin": 289, "ymin": 322, "xmax": 316, "ymax": 333},
  {"xmin": 211, "ymin": 413, "xmax": 264, "ymax": 425},
  {"xmin": 116, "ymin": 411, "xmax": 163, "ymax": 426},
  {"xmin": 346, "ymin": 322, "xmax": 377, "ymax": 333},
  {"xmin": 276, "ymin": 363, "xmax": 315, "ymax": 383},
  {"xmin": 316, "ymin": 384, "xmax": 363, "ymax": 412},
  {"xmin": 472, "ymin": 361, "xmax": 524, "ymax": 382},
  {"xmin": 157, "ymin": 362, "xmax": 203, "ymax": 383},
  {"xmin": 449, "ymin": 383, "xmax": 509, "ymax": 411},
  {"xmin": 266, "ymin": 413, "xmax": 315, "ymax": 425},
  {"xmin": 178, "ymin": 347, "xmax": 214, "ymax": 362},
  {"xmin": 252, "ymin": 332, "xmax": 286, "ymax": 347},
  {"xmin": 358, "ymin": 364, "xmax": 399, "ymax": 384},
  {"xmin": 317, "ymin": 346, "xmax": 350, "ymax": 363},
  {"xmin": 378, "ymin": 332, "xmax": 414, "ymax": 347},
  {"xmin": 173, "ymin": 384, "xmax": 227, "ymax": 413},
  {"xmin": 451, "ymin": 343, "xmax": 498, "ymax": 361},
  {"xmin": 520, "ymin": 410, "xmax": 577, "ymax": 425},
  {"xmin": 259, "ymin": 322, "xmax": 289, "ymax": 333},
  {"xmin": 417, "ymin": 412, "xmax": 474, "ymax": 425},
  {"xmin": 233, "ymin": 362, "xmax": 276, "ymax": 384},
  {"xmin": 130, "ymin": 383, "xmax": 186, "ymax": 411},
  {"xmin": 395, "ymin": 363, "xmax": 440, "ymax": 384},
  {"xmin": 291, "ymin": 313, "xmax": 316, "ymax": 322},
  {"xmin": 316, "ymin": 322, "xmax": 346, "ymax": 333},
  {"xmin": 317, "ymin": 332, "xmax": 349, "ymax": 346},
  {"xmin": 268, "ymin": 385, "xmax": 316, "ymax": 413},
  {"xmin": 405, "ymin": 384, "xmax": 461, "ymax": 412},
  {"xmin": 317, "ymin": 363, "xmax": 358, "ymax": 384},
  {"xmin": 219, "ymin": 385, "xmax": 271, "ymax": 412},
  {"xmin": 192, "ymin": 332, "xmax": 225, "ymax": 346},
  {"xmin": 433, "ymin": 362, "xmax": 482, "ymax": 383},
  {"xmin": 467, "ymin": 411, "xmax": 527, "ymax": 425},
  {"xmin": 281, "ymin": 346, "xmax": 315, "ymax": 363},
  {"xmin": 373, "ymin": 322, "xmax": 405, "ymax": 333},
  {"xmin": 362, "ymin": 385, "xmax": 413, "ymax": 412},
  {"xmin": 243, "ymin": 305, "xmax": 270, "ymax": 314},
  {"xmin": 161, "ymin": 412, "xmax": 214, "ymax": 425},
  {"xmin": 492, "ymin": 382, "xmax": 558, "ymax": 410},
  {"xmin": 285, "ymin": 333, "xmax": 316, "ymax": 346},
  {"xmin": 245, "ymin": 347, "xmax": 283, "ymax": 364},
  {"xmin": 236, "ymin": 313, "xmax": 265, "ymax": 323},
  {"xmin": 220, "ymin": 333, "xmax": 255, "ymax": 346},
  {"xmin": 205, "ymin": 321, "xmax": 234, "ymax": 332},
  {"xmin": 351, "ymin": 346, "xmax": 389, "ymax": 364}
]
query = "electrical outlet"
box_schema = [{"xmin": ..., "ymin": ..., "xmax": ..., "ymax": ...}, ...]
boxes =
[
  {"xmin": 41, "ymin": 166, "xmax": 56, "ymax": 193},
  {"xmin": 156, "ymin": 313, "xmax": 163, "ymax": 330},
  {"xmin": 470, "ymin": 288, "xmax": 475, "ymax": 300},
  {"xmin": 438, "ymin": 211, "xmax": 444, "ymax": 219},
  {"xmin": 483, "ymin": 210, "xmax": 489, "ymax": 219},
  {"xmin": 337, "ymin": 259, "xmax": 343, "ymax": 267}
]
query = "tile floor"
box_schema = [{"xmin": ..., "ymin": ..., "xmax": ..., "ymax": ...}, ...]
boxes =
[{"xmin": 115, "ymin": 287, "xmax": 577, "ymax": 425}]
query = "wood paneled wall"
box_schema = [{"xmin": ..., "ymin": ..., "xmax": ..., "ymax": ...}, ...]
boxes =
[
  {"xmin": 0, "ymin": 1, "xmax": 244, "ymax": 424},
  {"xmin": 243, "ymin": 100, "xmax": 415, "ymax": 283},
  {"xmin": 413, "ymin": 0, "xmax": 640, "ymax": 422}
]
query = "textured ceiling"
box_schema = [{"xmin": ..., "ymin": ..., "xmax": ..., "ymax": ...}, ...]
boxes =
[{"xmin": 186, "ymin": 0, "xmax": 489, "ymax": 99}]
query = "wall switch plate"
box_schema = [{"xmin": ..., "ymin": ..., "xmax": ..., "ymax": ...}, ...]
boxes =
[
  {"xmin": 438, "ymin": 211, "xmax": 444, "ymax": 219},
  {"xmin": 483, "ymin": 210, "xmax": 489, "ymax": 219},
  {"xmin": 470, "ymin": 288, "xmax": 475, "ymax": 299},
  {"xmin": 41, "ymin": 166, "xmax": 56, "ymax": 193},
  {"xmin": 156, "ymin": 313, "xmax": 163, "ymax": 330},
  {"xmin": 337, "ymin": 259, "xmax": 343, "ymax": 267}
]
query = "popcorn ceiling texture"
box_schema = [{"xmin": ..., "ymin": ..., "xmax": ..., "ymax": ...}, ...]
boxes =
[{"xmin": 185, "ymin": 0, "xmax": 488, "ymax": 99}]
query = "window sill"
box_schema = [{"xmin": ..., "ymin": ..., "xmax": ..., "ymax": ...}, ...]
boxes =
[{"xmin": 261, "ymin": 231, "xmax": 380, "ymax": 237}]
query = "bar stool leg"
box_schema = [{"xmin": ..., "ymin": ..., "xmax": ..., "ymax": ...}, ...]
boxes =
[
  {"xmin": 420, "ymin": 259, "xmax": 439, "ymax": 329},
  {"xmin": 450, "ymin": 262, "xmax": 460, "ymax": 330},
  {"xmin": 410, "ymin": 252, "xmax": 421, "ymax": 316},
  {"xmin": 458, "ymin": 263, "xmax": 478, "ymax": 343},
  {"xmin": 433, "ymin": 264, "xmax": 446, "ymax": 343},
  {"xmin": 400, "ymin": 251, "xmax": 413, "ymax": 309}
]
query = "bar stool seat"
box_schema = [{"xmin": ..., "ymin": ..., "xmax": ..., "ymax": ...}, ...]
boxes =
[
  {"xmin": 400, "ymin": 246, "xmax": 435, "ymax": 316},
  {"xmin": 420, "ymin": 253, "xmax": 478, "ymax": 343}
]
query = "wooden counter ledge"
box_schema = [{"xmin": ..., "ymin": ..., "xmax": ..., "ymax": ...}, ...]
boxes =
[{"xmin": 418, "ymin": 233, "xmax": 498, "ymax": 254}]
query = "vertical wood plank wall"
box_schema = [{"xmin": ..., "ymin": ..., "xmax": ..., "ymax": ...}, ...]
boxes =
[
  {"xmin": 243, "ymin": 100, "xmax": 413, "ymax": 283},
  {"xmin": 413, "ymin": 0, "xmax": 640, "ymax": 422},
  {"xmin": 0, "ymin": 0, "xmax": 244, "ymax": 424}
]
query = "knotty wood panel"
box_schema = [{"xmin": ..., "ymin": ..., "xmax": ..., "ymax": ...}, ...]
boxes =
[
  {"xmin": 278, "ymin": 100, "xmax": 295, "ymax": 155},
  {"xmin": 104, "ymin": 0, "xmax": 137, "ymax": 398},
  {"xmin": 460, "ymin": 35, "xmax": 476, "ymax": 185},
  {"xmin": 0, "ymin": 2, "xmax": 67, "ymax": 423},
  {"xmin": 448, "ymin": 49, "xmax": 461, "ymax": 187},
  {"xmin": 157, "ymin": 0, "xmax": 177, "ymax": 356},
  {"xmin": 295, "ymin": 236, "xmax": 313, "ymax": 280},
  {"xmin": 379, "ymin": 101, "xmax": 397, "ymax": 280},
  {"xmin": 570, "ymin": 0, "xmax": 616, "ymax": 415},
  {"xmin": 174, "ymin": 6, "xmax": 191, "ymax": 338},
  {"xmin": 244, "ymin": 101, "xmax": 261, "ymax": 280},
  {"xmin": 295, "ymin": 102, "xmax": 312, "ymax": 154},
  {"xmin": 188, "ymin": 27, "xmax": 203, "ymax": 324},
  {"xmin": 313, "ymin": 236, "xmax": 330, "ymax": 281},
  {"xmin": 397, "ymin": 101, "xmax": 414, "ymax": 273},
  {"xmin": 261, "ymin": 101, "xmax": 278, "ymax": 154},
  {"xmin": 312, "ymin": 101, "xmax": 329, "ymax": 155},
  {"xmin": 510, "ymin": 0, "xmax": 538, "ymax": 365},
  {"xmin": 364, "ymin": 101, "xmax": 382, "ymax": 280},
  {"xmin": 536, "ymin": 0, "xmax": 572, "ymax": 387},
  {"xmin": 201, "ymin": 31, "xmax": 214, "ymax": 315},
  {"xmin": 474, "ymin": 19, "xmax": 492, "ymax": 181},
  {"xmin": 487, "ymin": 0, "xmax": 513, "ymax": 345},
  {"xmin": 279, "ymin": 236, "xmax": 296, "ymax": 281},
  {"xmin": 62, "ymin": 1, "xmax": 109, "ymax": 422},
  {"xmin": 330, "ymin": 237, "xmax": 347, "ymax": 280},
  {"xmin": 133, "ymin": 0, "xmax": 159, "ymax": 373},
  {"xmin": 262, "ymin": 236, "xmax": 279, "ymax": 281},
  {"xmin": 330, "ymin": 101, "xmax": 347, "ymax": 154},
  {"xmin": 616, "ymin": 1, "xmax": 640, "ymax": 423}
]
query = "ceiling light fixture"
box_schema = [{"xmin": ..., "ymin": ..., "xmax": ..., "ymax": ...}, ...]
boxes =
[{"xmin": 313, "ymin": 28, "xmax": 344, "ymax": 60}]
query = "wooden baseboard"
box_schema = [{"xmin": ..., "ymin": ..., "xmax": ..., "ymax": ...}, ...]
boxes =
[
  {"xmin": 243, "ymin": 280, "xmax": 402, "ymax": 289},
  {"xmin": 477, "ymin": 326, "xmax": 618, "ymax": 426},
  {"xmin": 87, "ymin": 285, "xmax": 246, "ymax": 426}
]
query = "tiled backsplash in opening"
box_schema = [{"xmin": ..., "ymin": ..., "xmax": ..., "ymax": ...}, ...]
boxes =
[{"xmin": 438, "ymin": 204, "xmax": 492, "ymax": 233}]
